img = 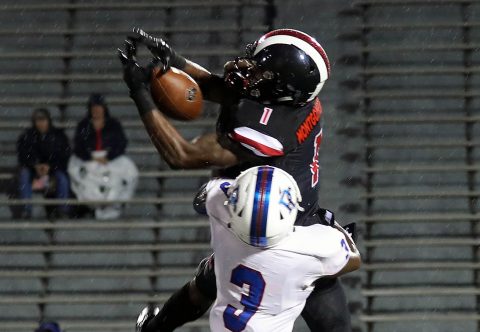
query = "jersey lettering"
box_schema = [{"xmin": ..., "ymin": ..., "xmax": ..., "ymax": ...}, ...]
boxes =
[
  {"xmin": 223, "ymin": 265, "xmax": 266, "ymax": 332},
  {"xmin": 259, "ymin": 107, "xmax": 273, "ymax": 125},
  {"xmin": 296, "ymin": 99, "xmax": 321, "ymax": 144},
  {"xmin": 310, "ymin": 130, "xmax": 322, "ymax": 187}
]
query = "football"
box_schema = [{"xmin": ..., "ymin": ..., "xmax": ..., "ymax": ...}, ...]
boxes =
[{"xmin": 150, "ymin": 66, "xmax": 203, "ymax": 121}]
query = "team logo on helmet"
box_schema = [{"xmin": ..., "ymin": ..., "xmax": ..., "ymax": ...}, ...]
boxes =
[{"xmin": 279, "ymin": 188, "xmax": 296, "ymax": 213}]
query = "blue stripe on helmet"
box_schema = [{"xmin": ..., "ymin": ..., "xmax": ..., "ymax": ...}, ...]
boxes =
[{"xmin": 250, "ymin": 166, "xmax": 274, "ymax": 246}]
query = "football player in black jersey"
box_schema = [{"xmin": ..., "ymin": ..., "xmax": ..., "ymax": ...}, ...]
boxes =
[{"xmin": 119, "ymin": 28, "xmax": 354, "ymax": 332}]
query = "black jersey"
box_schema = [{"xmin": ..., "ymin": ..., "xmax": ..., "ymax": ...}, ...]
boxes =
[{"xmin": 217, "ymin": 97, "xmax": 323, "ymax": 224}]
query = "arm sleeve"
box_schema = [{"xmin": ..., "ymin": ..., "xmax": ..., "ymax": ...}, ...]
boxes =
[
  {"xmin": 229, "ymin": 126, "xmax": 285, "ymax": 157},
  {"xmin": 107, "ymin": 119, "xmax": 128, "ymax": 160}
]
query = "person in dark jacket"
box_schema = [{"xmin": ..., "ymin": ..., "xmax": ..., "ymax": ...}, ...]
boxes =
[
  {"xmin": 69, "ymin": 94, "xmax": 135, "ymax": 219},
  {"xmin": 73, "ymin": 93, "xmax": 127, "ymax": 163},
  {"xmin": 16, "ymin": 108, "xmax": 71, "ymax": 218}
]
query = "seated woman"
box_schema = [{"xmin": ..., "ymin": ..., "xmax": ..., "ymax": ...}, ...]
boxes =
[
  {"xmin": 15, "ymin": 108, "xmax": 71, "ymax": 219},
  {"xmin": 68, "ymin": 94, "xmax": 138, "ymax": 219}
]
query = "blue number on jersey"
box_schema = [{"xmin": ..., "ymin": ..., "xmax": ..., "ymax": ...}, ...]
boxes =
[
  {"xmin": 340, "ymin": 238, "xmax": 350, "ymax": 260},
  {"xmin": 223, "ymin": 264, "xmax": 266, "ymax": 332},
  {"xmin": 220, "ymin": 181, "xmax": 231, "ymax": 196}
]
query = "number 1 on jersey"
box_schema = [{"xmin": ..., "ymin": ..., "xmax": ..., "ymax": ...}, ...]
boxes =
[
  {"xmin": 259, "ymin": 107, "xmax": 273, "ymax": 125},
  {"xmin": 223, "ymin": 265, "xmax": 266, "ymax": 332}
]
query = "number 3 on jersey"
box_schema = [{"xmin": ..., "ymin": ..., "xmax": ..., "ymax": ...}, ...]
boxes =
[{"xmin": 223, "ymin": 265, "xmax": 266, "ymax": 332}]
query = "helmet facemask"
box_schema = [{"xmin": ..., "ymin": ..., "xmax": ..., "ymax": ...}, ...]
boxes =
[
  {"xmin": 224, "ymin": 56, "xmax": 277, "ymax": 103},
  {"xmin": 225, "ymin": 29, "xmax": 331, "ymax": 106}
]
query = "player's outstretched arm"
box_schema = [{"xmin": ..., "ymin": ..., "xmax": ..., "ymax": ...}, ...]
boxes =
[
  {"xmin": 130, "ymin": 28, "xmax": 230, "ymax": 104},
  {"xmin": 141, "ymin": 110, "xmax": 238, "ymax": 169},
  {"xmin": 332, "ymin": 222, "xmax": 362, "ymax": 277},
  {"xmin": 118, "ymin": 42, "xmax": 238, "ymax": 170}
]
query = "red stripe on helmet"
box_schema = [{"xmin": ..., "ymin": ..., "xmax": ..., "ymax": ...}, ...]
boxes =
[{"xmin": 258, "ymin": 29, "xmax": 331, "ymax": 76}]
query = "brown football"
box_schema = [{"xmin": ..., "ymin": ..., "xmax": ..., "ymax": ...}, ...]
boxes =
[{"xmin": 150, "ymin": 66, "xmax": 203, "ymax": 121}]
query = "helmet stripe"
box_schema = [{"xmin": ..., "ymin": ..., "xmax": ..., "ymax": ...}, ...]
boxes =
[
  {"xmin": 250, "ymin": 166, "xmax": 274, "ymax": 246},
  {"xmin": 258, "ymin": 29, "xmax": 330, "ymax": 77}
]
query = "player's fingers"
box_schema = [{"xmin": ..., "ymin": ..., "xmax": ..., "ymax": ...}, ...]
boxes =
[
  {"xmin": 117, "ymin": 49, "xmax": 129, "ymax": 66},
  {"xmin": 124, "ymin": 39, "xmax": 137, "ymax": 61},
  {"xmin": 129, "ymin": 27, "xmax": 146, "ymax": 41},
  {"xmin": 130, "ymin": 27, "xmax": 157, "ymax": 47},
  {"xmin": 148, "ymin": 57, "xmax": 168, "ymax": 76},
  {"xmin": 145, "ymin": 60, "xmax": 157, "ymax": 79}
]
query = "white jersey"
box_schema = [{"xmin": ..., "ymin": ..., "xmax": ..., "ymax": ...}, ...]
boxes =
[{"xmin": 206, "ymin": 179, "xmax": 350, "ymax": 332}]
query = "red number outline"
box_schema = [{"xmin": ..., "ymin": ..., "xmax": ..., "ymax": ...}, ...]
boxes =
[{"xmin": 310, "ymin": 130, "xmax": 322, "ymax": 187}]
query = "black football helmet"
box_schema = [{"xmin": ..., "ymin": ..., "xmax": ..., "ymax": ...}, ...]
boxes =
[{"xmin": 225, "ymin": 29, "xmax": 330, "ymax": 106}]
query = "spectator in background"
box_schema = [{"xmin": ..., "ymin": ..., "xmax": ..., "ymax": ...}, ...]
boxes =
[
  {"xmin": 73, "ymin": 93, "xmax": 127, "ymax": 163},
  {"xmin": 35, "ymin": 322, "xmax": 62, "ymax": 332},
  {"xmin": 69, "ymin": 93, "xmax": 138, "ymax": 219},
  {"xmin": 15, "ymin": 108, "xmax": 71, "ymax": 219}
]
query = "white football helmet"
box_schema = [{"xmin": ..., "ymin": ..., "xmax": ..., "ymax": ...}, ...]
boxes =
[{"xmin": 226, "ymin": 165, "xmax": 303, "ymax": 248}]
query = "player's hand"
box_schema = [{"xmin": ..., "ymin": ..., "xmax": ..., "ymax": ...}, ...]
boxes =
[
  {"xmin": 118, "ymin": 39, "xmax": 151, "ymax": 93},
  {"xmin": 136, "ymin": 306, "xmax": 159, "ymax": 332},
  {"xmin": 342, "ymin": 222, "xmax": 357, "ymax": 242},
  {"xmin": 130, "ymin": 27, "xmax": 186, "ymax": 69},
  {"xmin": 318, "ymin": 208, "xmax": 358, "ymax": 241},
  {"xmin": 130, "ymin": 28, "xmax": 174, "ymax": 63},
  {"xmin": 35, "ymin": 163, "xmax": 50, "ymax": 177},
  {"xmin": 318, "ymin": 208, "xmax": 336, "ymax": 227}
]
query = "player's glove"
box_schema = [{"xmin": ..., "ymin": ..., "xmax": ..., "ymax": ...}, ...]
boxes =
[
  {"xmin": 118, "ymin": 39, "xmax": 151, "ymax": 93},
  {"xmin": 130, "ymin": 27, "xmax": 187, "ymax": 70},
  {"xmin": 342, "ymin": 222, "xmax": 357, "ymax": 242},
  {"xmin": 318, "ymin": 208, "xmax": 336, "ymax": 227},
  {"xmin": 136, "ymin": 305, "xmax": 160, "ymax": 332},
  {"xmin": 318, "ymin": 208, "xmax": 358, "ymax": 241},
  {"xmin": 118, "ymin": 39, "xmax": 156, "ymax": 116}
]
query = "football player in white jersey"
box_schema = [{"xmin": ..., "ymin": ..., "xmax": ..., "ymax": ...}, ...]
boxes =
[{"xmin": 204, "ymin": 165, "xmax": 361, "ymax": 332}]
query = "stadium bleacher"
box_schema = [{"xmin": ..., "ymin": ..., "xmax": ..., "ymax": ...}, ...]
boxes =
[
  {"xmin": 0, "ymin": 1, "xmax": 272, "ymax": 331},
  {"xmin": 339, "ymin": 1, "xmax": 480, "ymax": 332},
  {"xmin": 4, "ymin": 0, "xmax": 479, "ymax": 331}
]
